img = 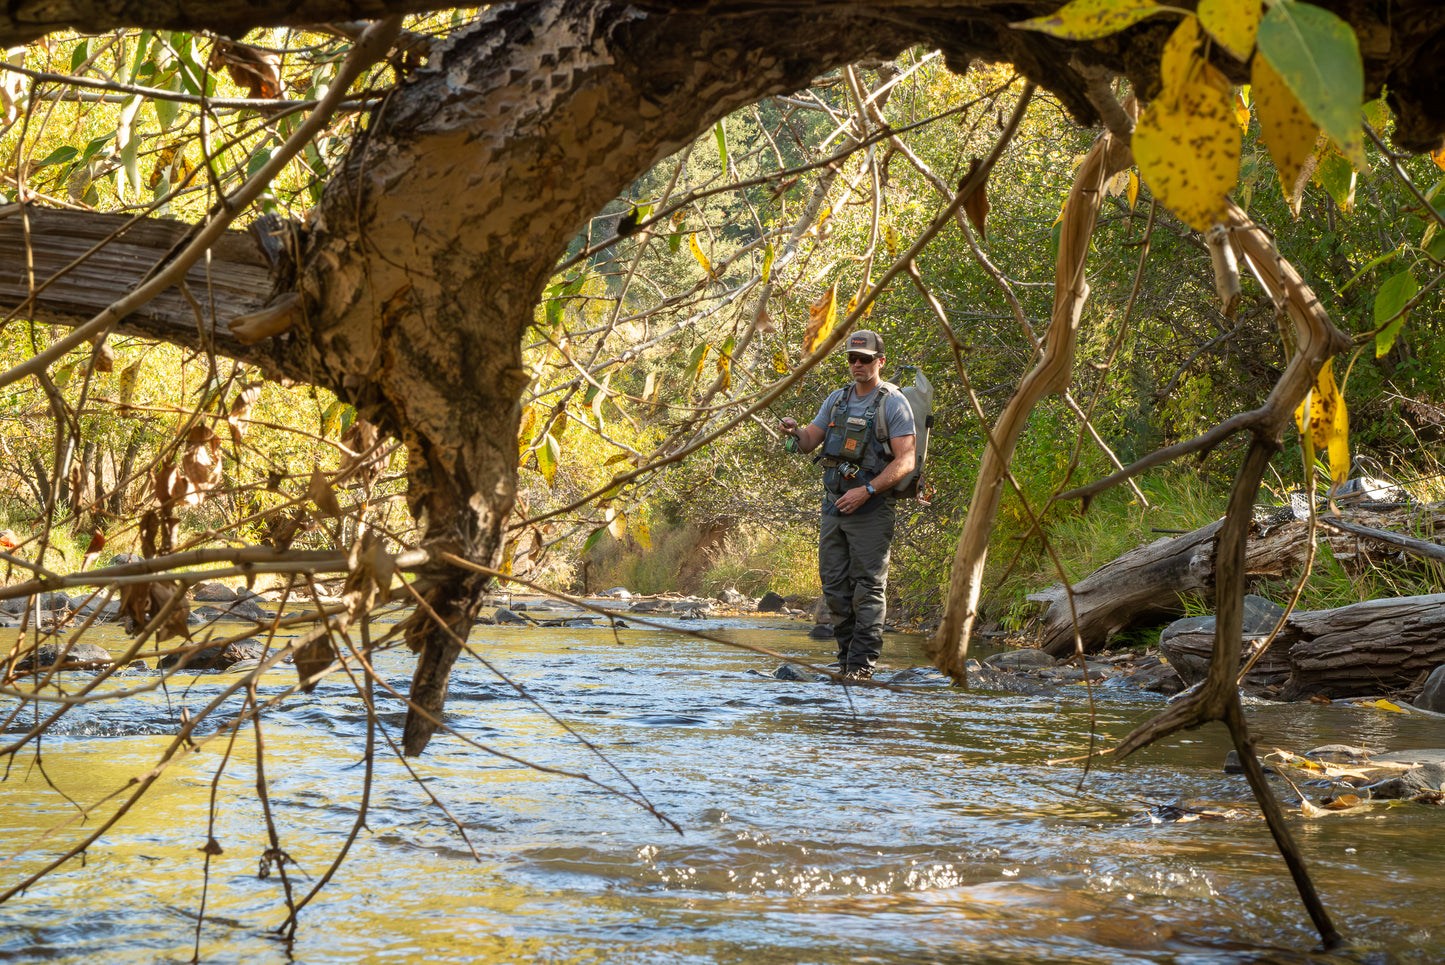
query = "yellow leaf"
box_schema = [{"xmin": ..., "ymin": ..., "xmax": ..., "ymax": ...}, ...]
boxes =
[
  {"xmin": 688, "ymin": 232, "xmax": 715, "ymax": 280},
  {"xmin": 1012, "ymin": 0, "xmax": 1168, "ymax": 40},
  {"xmin": 1133, "ymin": 75, "xmax": 1240, "ymax": 232},
  {"xmin": 1232, "ymin": 89, "xmax": 1251, "ymax": 133},
  {"xmin": 1369, "ymin": 699, "xmax": 1405, "ymax": 713},
  {"xmin": 631, "ymin": 515, "xmax": 652, "ymax": 551},
  {"xmin": 117, "ymin": 359, "xmax": 142, "ymax": 412},
  {"xmin": 607, "ymin": 511, "xmax": 627, "ymax": 542},
  {"xmin": 517, "ymin": 405, "xmax": 537, "ymax": 458},
  {"xmin": 716, "ymin": 336, "xmax": 734, "ymax": 391},
  {"xmin": 1126, "ymin": 170, "xmax": 1139, "ymax": 210},
  {"xmin": 772, "ymin": 348, "xmax": 790, "ymax": 375},
  {"xmin": 803, "ymin": 283, "xmax": 837, "ymax": 357},
  {"xmin": 884, "ymin": 225, "xmax": 899, "ymax": 260},
  {"xmin": 1253, "ymin": 54, "xmax": 1317, "ymax": 217},
  {"xmin": 761, "ymin": 242, "xmax": 775, "ymax": 283},
  {"xmin": 1158, "ymin": 17, "xmax": 1201, "ymax": 95},
  {"xmin": 1292, "ymin": 358, "xmax": 1349, "ymax": 487},
  {"xmin": 1434, "ymin": 146, "xmax": 1445, "ymax": 173},
  {"xmin": 1198, "ymin": 0, "xmax": 1261, "ymax": 62},
  {"xmin": 642, "ymin": 370, "xmax": 657, "ymax": 402}
]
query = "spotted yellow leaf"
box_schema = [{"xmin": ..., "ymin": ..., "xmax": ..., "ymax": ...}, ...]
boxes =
[
  {"xmin": 1126, "ymin": 169, "xmax": 1139, "ymax": 210},
  {"xmin": 772, "ymin": 348, "xmax": 790, "ymax": 375},
  {"xmin": 1293, "ymin": 358, "xmax": 1349, "ymax": 487},
  {"xmin": 1133, "ymin": 75, "xmax": 1240, "ymax": 232},
  {"xmin": 517, "ymin": 405, "xmax": 538, "ymax": 459},
  {"xmin": 1012, "ymin": 0, "xmax": 1168, "ymax": 40},
  {"xmin": 1198, "ymin": 0, "xmax": 1261, "ymax": 63},
  {"xmin": 1158, "ymin": 16, "xmax": 1201, "ymax": 94},
  {"xmin": 803, "ymin": 283, "xmax": 837, "ymax": 357},
  {"xmin": 688, "ymin": 233, "xmax": 716, "ymax": 280},
  {"xmin": 1253, "ymin": 54, "xmax": 1317, "ymax": 217}
]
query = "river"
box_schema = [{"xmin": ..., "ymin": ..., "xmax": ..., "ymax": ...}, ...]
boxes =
[{"xmin": 0, "ymin": 602, "xmax": 1440, "ymax": 963}]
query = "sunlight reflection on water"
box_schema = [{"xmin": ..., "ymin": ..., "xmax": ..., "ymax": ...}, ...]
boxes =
[{"xmin": 0, "ymin": 612, "xmax": 1440, "ymax": 963}]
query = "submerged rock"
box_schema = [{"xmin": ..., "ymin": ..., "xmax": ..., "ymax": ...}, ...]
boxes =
[
  {"xmin": 773, "ymin": 663, "xmax": 830, "ymax": 683},
  {"xmin": 159, "ymin": 640, "xmax": 268, "ymax": 672},
  {"xmin": 14, "ymin": 642, "xmax": 112, "ymax": 673},
  {"xmin": 984, "ymin": 648, "xmax": 1054, "ymax": 671}
]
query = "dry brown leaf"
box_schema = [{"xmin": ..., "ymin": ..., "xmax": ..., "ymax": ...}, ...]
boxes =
[
  {"xmin": 182, "ymin": 424, "xmax": 223, "ymax": 497},
  {"xmin": 960, "ymin": 157, "xmax": 989, "ymax": 241},
  {"xmin": 208, "ymin": 39, "xmax": 282, "ymax": 99},
  {"xmin": 308, "ymin": 467, "xmax": 343, "ymax": 518},
  {"xmin": 293, "ymin": 634, "xmax": 337, "ymax": 693}
]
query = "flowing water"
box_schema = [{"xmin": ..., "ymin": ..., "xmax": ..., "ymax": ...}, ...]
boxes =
[{"xmin": 0, "ymin": 603, "xmax": 1441, "ymax": 964}]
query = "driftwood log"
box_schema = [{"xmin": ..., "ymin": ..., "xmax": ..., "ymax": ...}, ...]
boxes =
[
  {"xmin": 1161, "ymin": 594, "xmax": 1445, "ymax": 701},
  {"xmin": 1028, "ymin": 506, "xmax": 1445, "ymax": 658}
]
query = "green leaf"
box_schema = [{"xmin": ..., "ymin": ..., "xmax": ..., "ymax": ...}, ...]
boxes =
[
  {"xmin": 684, "ymin": 343, "xmax": 709, "ymax": 383},
  {"xmin": 761, "ymin": 242, "xmax": 775, "ymax": 283},
  {"xmin": 33, "ymin": 146, "xmax": 79, "ymax": 167},
  {"xmin": 537, "ymin": 432, "xmax": 560, "ymax": 487},
  {"xmin": 1256, "ymin": 1, "xmax": 1365, "ymax": 168},
  {"xmin": 1373, "ymin": 269, "xmax": 1417, "ymax": 358},
  {"xmin": 1373, "ymin": 263, "xmax": 1416, "ymax": 319},
  {"xmin": 1339, "ymin": 249, "xmax": 1400, "ymax": 294},
  {"xmin": 668, "ymin": 232, "xmax": 683, "ymax": 255},
  {"xmin": 714, "ymin": 121, "xmax": 728, "ymax": 170},
  {"xmin": 1313, "ymin": 149, "xmax": 1355, "ymax": 212},
  {"xmin": 247, "ymin": 147, "xmax": 272, "ymax": 178},
  {"xmin": 581, "ymin": 527, "xmax": 606, "ymax": 554},
  {"xmin": 1012, "ymin": 0, "xmax": 1168, "ymax": 40},
  {"xmin": 81, "ymin": 133, "xmax": 115, "ymax": 162},
  {"xmin": 70, "ymin": 40, "xmax": 91, "ymax": 73}
]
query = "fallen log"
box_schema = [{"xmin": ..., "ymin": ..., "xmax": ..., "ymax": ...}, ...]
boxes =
[
  {"xmin": 1027, "ymin": 506, "xmax": 1445, "ymax": 657},
  {"xmin": 1160, "ymin": 593, "xmax": 1445, "ymax": 701}
]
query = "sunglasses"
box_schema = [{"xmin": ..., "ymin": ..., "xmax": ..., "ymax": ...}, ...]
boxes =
[{"xmin": 847, "ymin": 353, "xmax": 878, "ymax": 365}]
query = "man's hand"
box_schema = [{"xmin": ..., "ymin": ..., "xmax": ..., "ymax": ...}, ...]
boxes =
[
  {"xmin": 780, "ymin": 417, "xmax": 821, "ymax": 453},
  {"xmin": 834, "ymin": 485, "xmax": 871, "ymax": 513}
]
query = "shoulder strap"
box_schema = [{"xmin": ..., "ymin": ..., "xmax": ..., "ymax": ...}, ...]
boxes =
[{"xmin": 871, "ymin": 382, "xmax": 900, "ymax": 441}]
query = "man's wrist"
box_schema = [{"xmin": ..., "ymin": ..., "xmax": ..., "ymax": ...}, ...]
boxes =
[{"xmin": 865, "ymin": 483, "xmax": 876, "ymax": 496}]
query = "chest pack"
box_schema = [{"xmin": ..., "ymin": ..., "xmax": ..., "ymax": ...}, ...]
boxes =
[
  {"xmin": 817, "ymin": 384, "xmax": 898, "ymax": 493},
  {"xmin": 816, "ymin": 370, "xmax": 933, "ymax": 502}
]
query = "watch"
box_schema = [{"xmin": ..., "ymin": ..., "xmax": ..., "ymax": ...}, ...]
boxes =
[{"xmin": 865, "ymin": 483, "xmax": 876, "ymax": 496}]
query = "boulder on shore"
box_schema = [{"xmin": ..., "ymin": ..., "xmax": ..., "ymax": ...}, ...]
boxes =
[{"xmin": 757, "ymin": 591, "xmax": 786, "ymax": 613}]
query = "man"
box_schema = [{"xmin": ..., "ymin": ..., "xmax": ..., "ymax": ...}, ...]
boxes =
[{"xmin": 779, "ymin": 330, "xmax": 916, "ymax": 680}]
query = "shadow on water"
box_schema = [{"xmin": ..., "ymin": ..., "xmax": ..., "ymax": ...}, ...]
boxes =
[{"xmin": 0, "ymin": 608, "xmax": 1439, "ymax": 963}]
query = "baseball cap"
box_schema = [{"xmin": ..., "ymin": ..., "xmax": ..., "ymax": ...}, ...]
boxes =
[{"xmin": 846, "ymin": 330, "xmax": 884, "ymax": 357}]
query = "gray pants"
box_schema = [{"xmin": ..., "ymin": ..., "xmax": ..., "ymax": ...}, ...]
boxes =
[{"xmin": 818, "ymin": 501, "xmax": 895, "ymax": 670}]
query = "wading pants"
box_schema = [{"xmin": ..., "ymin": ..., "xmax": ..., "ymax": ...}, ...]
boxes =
[{"xmin": 818, "ymin": 500, "xmax": 895, "ymax": 671}]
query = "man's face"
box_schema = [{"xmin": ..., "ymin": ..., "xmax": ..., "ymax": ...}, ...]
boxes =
[{"xmin": 847, "ymin": 351, "xmax": 883, "ymax": 384}]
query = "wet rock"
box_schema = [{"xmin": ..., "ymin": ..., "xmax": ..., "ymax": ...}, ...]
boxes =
[
  {"xmin": 1364, "ymin": 762, "xmax": 1445, "ymax": 800},
  {"xmin": 494, "ymin": 607, "xmax": 530, "ymax": 625},
  {"xmin": 758, "ymin": 591, "xmax": 786, "ymax": 613},
  {"xmin": 226, "ymin": 658, "xmax": 263, "ymax": 673},
  {"xmin": 76, "ymin": 599, "xmax": 121, "ymax": 622},
  {"xmin": 598, "ymin": 587, "xmax": 633, "ymax": 599},
  {"xmin": 193, "ymin": 582, "xmax": 238, "ymax": 603},
  {"xmin": 1119, "ymin": 661, "xmax": 1185, "ymax": 695},
  {"xmin": 773, "ymin": 663, "xmax": 829, "ymax": 683},
  {"xmin": 717, "ymin": 586, "xmax": 749, "ymax": 607},
  {"xmin": 194, "ymin": 598, "xmax": 269, "ymax": 623},
  {"xmin": 1304, "ymin": 744, "xmax": 1379, "ymax": 763},
  {"xmin": 1415, "ymin": 665, "xmax": 1445, "ymax": 713},
  {"xmin": 963, "ymin": 660, "xmax": 1060, "ymax": 697},
  {"xmin": 984, "ymin": 648, "xmax": 1055, "ymax": 671},
  {"xmin": 1222, "ymin": 751, "xmax": 1278, "ymax": 775},
  {"xmin": 808, "ymin": 623, "xmax": 834, "ymax": 640},
  {"xmin": 14, "ymin": 642, "xmax": 112, "ymax": 673},
  {"xmin": 107, "ymin": 553, "xmax": 144, "ymax": 566},
  {"xmin": 159, "ymin": 640, "xmax": 267, "ymax": 672},
  {"xmin": 886, "ymin": 666, "xmax": 953, "ymax": 686}
]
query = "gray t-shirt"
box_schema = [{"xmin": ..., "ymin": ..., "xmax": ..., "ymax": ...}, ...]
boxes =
[{"xmin": 810, "ymin": 382, "xmax": 916, "ymax": 445}]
